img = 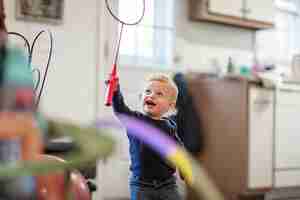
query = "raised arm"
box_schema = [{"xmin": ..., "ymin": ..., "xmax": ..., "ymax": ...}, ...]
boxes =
[{"xmin": 112, "ymin": 84, "xmax": 134, "ymax": 115}]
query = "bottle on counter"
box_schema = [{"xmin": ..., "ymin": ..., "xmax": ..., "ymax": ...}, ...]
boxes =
[
  {"xmin": 240, "ymin": 65, "xmax": 251, "ymax": 77},
  {"xmin": 227, "ymin": 57, "xmax": 234, "ymax": 74}
]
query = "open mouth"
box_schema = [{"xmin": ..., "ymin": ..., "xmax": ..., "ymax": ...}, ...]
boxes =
[{"xmin": 145, "ymin": 100, "xmax": 156, "ymax": 107}]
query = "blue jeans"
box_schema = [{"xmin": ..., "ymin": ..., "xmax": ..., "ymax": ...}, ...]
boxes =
[{"xmin": 130, "ymin": 175, "xmax": 182, "ymax": 200}]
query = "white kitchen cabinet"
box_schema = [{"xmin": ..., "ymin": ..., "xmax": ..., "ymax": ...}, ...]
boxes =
[
  {"xmin": 248, "ymin": 87, "xmax": 274, "ymax": 189},
  {"xmin": 189, "ymin": 0, "xmax": 275, "ymax": 29},
  {"xmin": 209, "ymin": 0, "xmax": 243, "ymax": 18},
  {"xmin": 275, "ymin": 86, "xmax": 300, "ymax": 187},
  {"xmin": 209, "ymin": 0, "xmax": 275, "ymax": 23},
  {"xmin": 246, "ymin": 0, "xmax": 275, "ymax": 23}
]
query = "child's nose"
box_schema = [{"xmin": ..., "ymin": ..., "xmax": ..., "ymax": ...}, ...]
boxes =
[{"xmin": 145, "ymin": 93, "xmax": 154, "ymax": 99}]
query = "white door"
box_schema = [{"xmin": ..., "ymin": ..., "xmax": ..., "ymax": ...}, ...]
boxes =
[
  {"xmin": 245, "ymin": 0, "xmax": 275, "ymax": 23},
  {"xmin": 208, "ymin": 0, "xmax": 243, "ymax": 18}
]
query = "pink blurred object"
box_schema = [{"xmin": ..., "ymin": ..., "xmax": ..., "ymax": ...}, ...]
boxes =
[
  {"xmin": 70, "ymin": 171, "xmax": 92, "ymax": 200},
  {"xmin": 36, "ymin": 155, "xmax": 91, "ymax": 200}
]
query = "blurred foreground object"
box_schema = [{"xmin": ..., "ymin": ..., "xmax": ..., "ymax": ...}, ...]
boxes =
[
  {"xmin": 36, "ymin": 155, "xmax": 91, "ymax": 200},
  {"xmin": 0, "ymin": 45, "xmax": 114, "ymax": 199},
  {"xmin": 0, "ymin": 46, "xmax": 41, "ymax": 199}
]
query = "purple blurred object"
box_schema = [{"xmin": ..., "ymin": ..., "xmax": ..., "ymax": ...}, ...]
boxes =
[{"xmin": 96, "ymin": 115, "xmax": 178, "ymax": 157}]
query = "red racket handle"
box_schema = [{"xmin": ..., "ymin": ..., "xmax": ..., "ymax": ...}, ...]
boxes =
[
  {"xmin": 105, "ymin": 77, "xmax": 118, "ymax": 106},
  {"xmin": 104, "ymin": 63, "xmax": 118, "ymax": 106}
]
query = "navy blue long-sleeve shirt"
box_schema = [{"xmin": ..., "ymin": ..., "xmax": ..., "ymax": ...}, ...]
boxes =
[{"xmin": 112, "ymin": 87, "xmax": 181, "ymax": 181}]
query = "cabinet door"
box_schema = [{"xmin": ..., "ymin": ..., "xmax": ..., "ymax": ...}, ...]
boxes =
[
  {"xmin": 208, "ymin": 0, "xmax": 243, "ymax": 18},
  {"xmin": 275, "ymin": 88, "xmax": 300, "ymax": 187},
  {"xmin": 275, "ymin": 89, "xmax": 300, "ymax": 169},
  {"xmin": 248, "ymin": 87, "xmax": 274, "ymax": 189},
  {"xmin": 246, "ymin": 0, "xmax": 275, "ymax": 23}
]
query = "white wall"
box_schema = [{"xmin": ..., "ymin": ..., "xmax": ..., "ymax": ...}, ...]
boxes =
[
  {"xmin": 4, "ymin": 0, "xmax": 99, "ymax": 124},
  {"xmin": 174, "ymin": 0, "xmax": 255, "ymax": 73}
]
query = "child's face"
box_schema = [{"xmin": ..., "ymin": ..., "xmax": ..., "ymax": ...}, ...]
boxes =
[{"xmin": 142, "ymin": 80, "xmax": 175, "ymax": 119}]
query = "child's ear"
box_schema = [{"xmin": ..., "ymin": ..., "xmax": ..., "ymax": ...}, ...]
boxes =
[
  {"xmin": 167, "ymin": 102, "xmax": 177, "ymax": 116},
  {"xmin": 169, "ymin": 101, "xmax": 176, "ymax": 109}
]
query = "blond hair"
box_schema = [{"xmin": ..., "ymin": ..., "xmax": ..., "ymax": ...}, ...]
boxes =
[{"xmin": 146, "ymin": 74, "xmax": 178, "ymax": 103}]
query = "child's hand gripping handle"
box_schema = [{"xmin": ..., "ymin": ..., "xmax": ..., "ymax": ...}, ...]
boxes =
[{"xmin": 105, "ymin": 64, "xmax": 118, "ymax": 106}]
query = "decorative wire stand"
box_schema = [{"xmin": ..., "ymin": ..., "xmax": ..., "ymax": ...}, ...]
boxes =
[{"xmin": 7, "ymin": 30, "xmax": 53, "ymax": 108}]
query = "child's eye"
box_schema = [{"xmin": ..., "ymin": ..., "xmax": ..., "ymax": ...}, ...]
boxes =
[{"xmin": 145, "ymin": 89, "xmax": 151, "ymax": 95}]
